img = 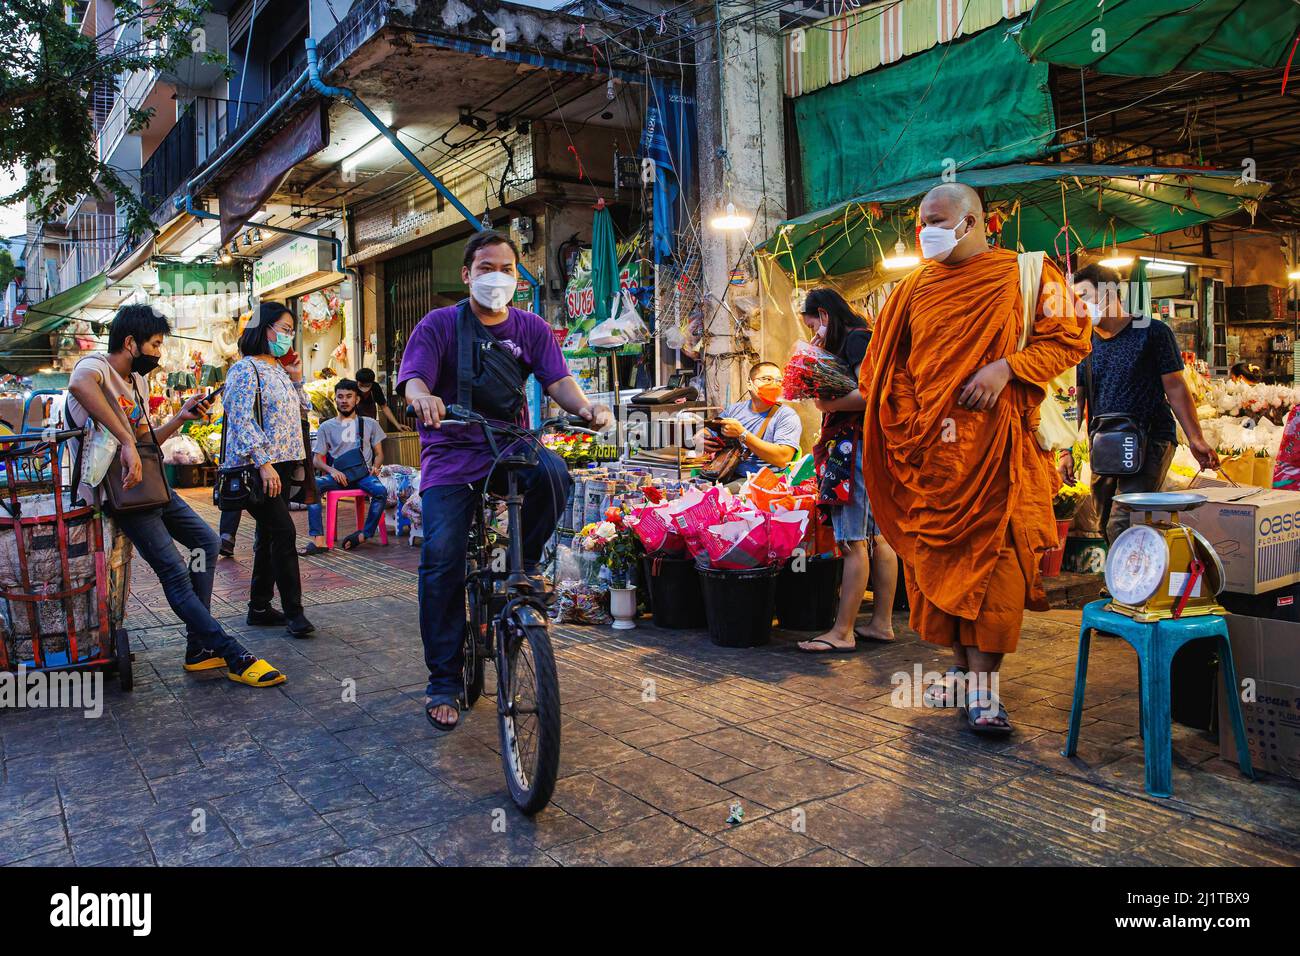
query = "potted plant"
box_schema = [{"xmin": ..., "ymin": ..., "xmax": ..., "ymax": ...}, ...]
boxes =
[{"xmin": 577, "ymin": 508, "xmax": 640, "ymax": 629}]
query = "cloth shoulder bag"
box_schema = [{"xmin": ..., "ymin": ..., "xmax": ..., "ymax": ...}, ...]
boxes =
[
  {"xmin": 331, "ymin": 417, "xmax": 373, "ymax": 484},
  {"xmin": 213, "ymin": 361, "xmax": 266, "ymax": 512},
  {"xmin": 1083, "ymin": 355, "xmax": 1147, "ymax": 477},
  {"xmin": 98, "ymin": 379, "xmax": 171, "ymax": 514},
  {"xmin": 1016, "ymin": 251, "xmax": 1081, "ymax": 454},
  {"xmin": 456, "ymin": 298, "xmax": 528, "ymax": 422},
  {"xmin": 700, "ymin": 404, "xmax": 778, "ymax": 483}
]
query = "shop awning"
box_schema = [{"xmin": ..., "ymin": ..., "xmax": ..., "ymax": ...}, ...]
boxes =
[
  {"xmin": 793, "ymin": 18, "xmax": 1055, "ymax": 211},
  {"xmin": 1014, "ymin": 0, "xmax": 1300, "ymax": 75},
  {"xmin": 15, "ymin": 273, "xmax": 108, "ymax": 333},
  {"xmin": 760, "ymin": 163, "xmax": 1270, "ymax": 281}
]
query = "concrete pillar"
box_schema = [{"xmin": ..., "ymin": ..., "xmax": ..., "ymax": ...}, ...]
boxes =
[{"xmin": 695, "ymin": 1, "xmax": 787, "ymax": 407}]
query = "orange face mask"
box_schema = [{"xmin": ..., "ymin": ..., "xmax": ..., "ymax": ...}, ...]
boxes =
[{"xmin": 756, "ymin": 383, "xmax": 783, "ymax": 404}]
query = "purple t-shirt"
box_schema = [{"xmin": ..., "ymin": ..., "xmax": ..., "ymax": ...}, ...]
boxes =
[{"xmin": 397, "ymin": 304, "xmax": 570, "ymax": 490}]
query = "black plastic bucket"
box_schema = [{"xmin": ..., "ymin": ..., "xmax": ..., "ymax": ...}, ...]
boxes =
[
  {"xmin": 641, "ymin": 555, "xmax": 705, "ymax": 629},
  {"xmin": 775, "ymin": 556, "xmax": 844, "ymax": 631},
  {"xmin": 697, "ymin": 563, "xmax": 780, "ymax": 647}
]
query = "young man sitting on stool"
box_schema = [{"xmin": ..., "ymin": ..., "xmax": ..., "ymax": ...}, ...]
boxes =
[{"xmin": 300, "ymin": 378, "xmax": 388, "ymax": 554}]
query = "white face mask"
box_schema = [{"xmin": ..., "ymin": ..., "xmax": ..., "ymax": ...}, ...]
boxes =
[
  {"xmin": 1085, "ymin": 300, "xmax": 1104, "ymax": 323},
  {"xmin": 918, "ymin": 217, "xmax": 969, "ymax": 262},
  {"xmin": 470, "ymin": 271, "xmax": 517, "ymax": 311}
]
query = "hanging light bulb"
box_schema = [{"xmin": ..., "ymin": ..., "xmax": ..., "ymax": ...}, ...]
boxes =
[
  {"xmin": 708, "ymin": 202, "xmax": 752, "ymax": 232},
  {"xmin": 251, "ymin": 227, "xmax": 263, "ymax": 244},
  {"xmin": 881, "ymin": 239, "xmax": 919, "ymax": 270},
  {"xmin": 1099, "ymin": 243, "xmax": 1134, "ymax": 269},
  {"xmin": 242, "ymin": 232, "xmax": 252, "ymax": 248}
]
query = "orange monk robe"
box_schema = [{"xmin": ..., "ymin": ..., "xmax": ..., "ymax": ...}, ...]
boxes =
[{"xmin": 859, "ymin": 247, "xmax": 1090, "ymax": 653}]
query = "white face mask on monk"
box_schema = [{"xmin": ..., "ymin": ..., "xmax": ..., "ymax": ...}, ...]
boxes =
[{"xmin": 919, "ymin": 215, "xmax": 971, "ymax": 262}]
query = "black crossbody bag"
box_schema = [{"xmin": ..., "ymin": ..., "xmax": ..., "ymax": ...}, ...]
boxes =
[
  {"xmin": 1083, "ymin": 355, "xmax": 1147, "ymax": 477},
  {"xmin": 456, "ymin": 298, "xmax": 528, "ymax": 421},
  {"xmin": 213, "ymin": 362, "xmax": 266, "ymax": 511}
]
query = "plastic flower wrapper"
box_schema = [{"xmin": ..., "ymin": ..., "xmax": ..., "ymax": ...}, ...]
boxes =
[{"xmin": 781, "ymin": 340, "xmax": 857, "ymax": 401}]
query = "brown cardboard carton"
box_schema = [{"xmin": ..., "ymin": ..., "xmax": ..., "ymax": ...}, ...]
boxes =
[
  {"xmin": 1218, "ymin": 614, "xmax": 1300, "ymax": 781},
  {"xmin": 1180, "ymin": 483, "xmax": 1300, "ymax": 594}
]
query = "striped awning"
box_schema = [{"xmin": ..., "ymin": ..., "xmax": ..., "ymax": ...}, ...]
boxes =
[{"xmin": 783, "ymin": 0, "xmax": 1039, "ymax": 97}]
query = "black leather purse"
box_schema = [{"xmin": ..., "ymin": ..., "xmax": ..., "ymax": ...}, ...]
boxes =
[
  {"xmin": 1084, "ymin": 356, "xmax": 1146, "ymax": 477},
  {"xmin": 213, "ymin": 362, "xmax": 266, "ymax": 512}
]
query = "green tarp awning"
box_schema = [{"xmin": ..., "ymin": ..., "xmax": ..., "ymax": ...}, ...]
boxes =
[
  {"xmin": 761, "ymin": 163, "xmax": 1269, "ymax": 281},
  {"xmin": 794, "ymin": 17, "xmax": 1056, "ymax": 211},
  {"xmin": 17, "ymin": 273, "xmax": 108, "ymax": 333},
  {"xmin": 1015, "ymin": 0, "xmax": 1300, "ymax": 75}
]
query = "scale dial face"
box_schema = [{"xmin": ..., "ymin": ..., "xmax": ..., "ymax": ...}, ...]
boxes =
[{"xmin": 1105, "ymin": 524, "xmax": 1169, "ymax": 606}]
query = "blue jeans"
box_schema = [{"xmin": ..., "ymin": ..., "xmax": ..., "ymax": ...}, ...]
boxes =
[
  {"xmin": 307, "ymin": 474, "xmax": 387, "ymax": 539},
  {"xmin": 114, "ymin": 491, "xmax": 242, "ymax": 660},
  {"xmin": 418, "ymin": 449, "xmax": 571, "ymax": 698}
]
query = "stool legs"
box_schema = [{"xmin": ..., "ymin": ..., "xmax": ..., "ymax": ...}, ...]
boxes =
[
  {"xmin": 1062, "ymin": 624, "xmax": 1092, "ymax": 757},
  {"xmin": 1217, "ymin": 634, "xmax": 1256, "ymax": 781},
  {"xmin": 325, "ymin": 494, "xmax": 339, "ymax": 550},
  {"xmin": 1139, "ymin": 640, "xmax": 1174, "ymax": 799}
]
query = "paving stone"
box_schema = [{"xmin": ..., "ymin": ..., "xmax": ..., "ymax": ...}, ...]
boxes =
[
  {"xmin": 594, "ymin": 755, "xmax": 730, "ymax": 812},
  {"xmin": 718, "ymin": 815, "xmax": 821, "ymax": 866},
  {"xmin": 780, "ymin": 848, "xmax": 865, "ymax": 867},
  {"xmin": 550, "ymin": 772, "xmax": 659, "ymax": 832},
  {"xmin": 336, "ymin": 834, "xmax": 435, "ymax": 866},
  {"xmin": 727, "ymin": 757, "xmax": 863, "ymax": 810},
  {"xmin": 689, "ymin": 727, "xmax": 804, "ymax": 769},
  {"xmin": 676, "ymin": 847, "xmax": 762, "ymax": 866},
  {"xmin": 246, "ymin": 826, "xmax": 349, "ymax": 866},
  {"xmin": 546, "ymin": 815, "xmax": 719, "ymax": 866},
  {"xmin": 345, "ymin": 747, "xmax": 439, "ymax": 800},
  {"xmin": 70, "ymin": 824, "xmax": 150, "ymax": 866},
  {"xmin": 213, "ymin": 783, "xmax": 325, "ymax": 849},
  {"xmin": 0, "ymin": 815, "xmax": 68, "ymax": 866},
  {"xmin": 409, "ymin": 811, "xmax": 556, "ymax": 866},
  {"xmin": 141, "ymin": 803, "xmax": 239, "ymax": 866}
]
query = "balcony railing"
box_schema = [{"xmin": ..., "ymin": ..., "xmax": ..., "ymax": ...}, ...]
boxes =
[
  {"xmin": 141, "ymin": 96, "xmax": 261, "ymax": 212},
  {"xmin": 55, "ymin": 214, "xmax": 122, "ymax": 292}
]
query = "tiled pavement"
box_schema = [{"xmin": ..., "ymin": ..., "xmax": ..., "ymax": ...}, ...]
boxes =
[{"xmin": 1, "ymin": 489, "xmax": 1298, "ymax": 867}]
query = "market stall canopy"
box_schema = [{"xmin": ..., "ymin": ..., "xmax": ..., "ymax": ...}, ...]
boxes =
[
  {"xmin": 1014, "ymin": 0, "xmax": 1300, "ymax": 74},
  {"xmin": 793, "ymin": 18, "xmax": 1055, "ymax": 210},
  {"xmin": 760, "ymin": 163, "xmax": 1270, "ymax": 281}
]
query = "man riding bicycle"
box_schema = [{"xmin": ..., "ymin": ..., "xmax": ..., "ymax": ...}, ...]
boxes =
[{"xmin": 398, "ymin": 230, "xmax": 613, "ymax": 732}]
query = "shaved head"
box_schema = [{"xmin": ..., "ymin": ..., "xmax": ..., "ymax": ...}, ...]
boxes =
[
  {"xmin": 917, "ymin": 181, "xmax": 987, "ymax": 264},
  {"xmin": 921, "ymin": 182, "xmax": 984, "ymax": 219}
]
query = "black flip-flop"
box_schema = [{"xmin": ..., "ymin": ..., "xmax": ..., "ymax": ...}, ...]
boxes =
[
  {"xmin": 341, "ymin": 531, "xmax": 363, "ymax": 551},
  {"xmin": 425, "ymin": 695, "xmax": 461, "ymax": 733},
  {"xmin": 796, "ymin": 638, "xmax": 858, "ymax": 655},
  {"xmin": 961, "ymin": 693, "xmax": 1014, "ymax": 737},
  {"xmin": 298, "ymin": 542, "xmax": 327, "ymax": 556}
]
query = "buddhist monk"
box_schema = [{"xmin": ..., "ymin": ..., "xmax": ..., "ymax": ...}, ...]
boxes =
[{"xmin": 860, "ymin": 183, "xmax": 1090, "ymax": 735}]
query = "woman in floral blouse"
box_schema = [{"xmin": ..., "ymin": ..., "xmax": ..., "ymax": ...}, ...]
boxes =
[
  {"xmin": 222, "ymin": 302, "xmax": 315, "ymax": 637},
  {"xmin": 1275, "ymin": 404, "xmax": 1299, "ymax": 490}
]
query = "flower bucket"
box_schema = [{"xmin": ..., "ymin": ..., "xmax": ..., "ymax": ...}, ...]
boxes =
[{"xmin": 1038, "ymin": 519, "xmax": 1072, "ymax": 578}]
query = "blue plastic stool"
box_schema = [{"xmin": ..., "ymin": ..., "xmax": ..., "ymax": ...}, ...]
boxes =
[{"xmin": 1062, "ymin": 599, "xmax": 1255, "ymax": 798}]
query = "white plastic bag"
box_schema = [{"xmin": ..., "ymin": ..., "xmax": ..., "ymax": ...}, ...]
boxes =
[{"xmin": 82, "ymin": 423, "xmax": 120, "ymax": 488}]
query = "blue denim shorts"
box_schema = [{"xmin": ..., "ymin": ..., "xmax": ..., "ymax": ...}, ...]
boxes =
[{"xmin": 830, "ymin": 450, "xmax": 877, "ymax": 543}]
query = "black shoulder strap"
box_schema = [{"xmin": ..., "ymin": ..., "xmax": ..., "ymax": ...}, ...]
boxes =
[{"xmin": 456, "ymin": 297, "xmax": 474, "ymax": 412}]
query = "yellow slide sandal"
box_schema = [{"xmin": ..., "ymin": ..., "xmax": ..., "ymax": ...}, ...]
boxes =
[
  {"xmin": 227, "ymin": 658, "xmax": 286, "ymax": 688},
  {"xmin": 183, "ymin": 656, "xmax": 228, "ymax": 672}
]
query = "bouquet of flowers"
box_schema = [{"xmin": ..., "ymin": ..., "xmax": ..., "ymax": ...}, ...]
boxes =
[
  {"xmin": 543, "ymin": 431, "xmax": 597, "ymax": 467},
  {"xmin": 577, "ymin": 508, "xmax": 640, "ymax": 586},
  {"xmin": 1053, "ymin": 480, "xmax": 1090, "ymax": 521},
  {"xmin": 781, "ymin": 340, "xmax": 857, "ymax": 401}
]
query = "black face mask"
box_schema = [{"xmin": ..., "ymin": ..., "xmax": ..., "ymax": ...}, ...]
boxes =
[{"xmin": 131, "ymin": 351, "xmax": 161, "ymax": 376}]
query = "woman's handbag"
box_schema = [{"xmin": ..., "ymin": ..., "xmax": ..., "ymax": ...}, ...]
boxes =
[
  {"xmin": 1083, "ymin": 356, "xmax": 1146, "ymax": 477},
  {"xmin": 100, "ymin": 380, "xmax": 171, "ymax": 514},
  {"xmin": 213, "ymin": 362, "xmax": 266, "ymax": 512}
]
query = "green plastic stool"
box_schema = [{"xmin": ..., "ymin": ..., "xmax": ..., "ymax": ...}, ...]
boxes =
[{"xmin": 1062, "ymin": 599, "xmax": 1255, "ymax": 798}]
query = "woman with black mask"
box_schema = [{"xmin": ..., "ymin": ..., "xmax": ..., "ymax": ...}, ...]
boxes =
[
  {"xmin": 221, "ymin": 303, "xmax": 315, "ymax": 638},
  {"xmin": 796, "ymin": 288, "xmax": 898, "ymax": 654}
]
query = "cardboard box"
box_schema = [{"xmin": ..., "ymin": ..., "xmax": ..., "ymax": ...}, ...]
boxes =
[
  {"xmin": 1179, "ymin": 484, "xmax": 1300, "ymax": 594},
  {"xmin": 1218, "ymin": 614, "xmax": 1300, "ymax": 782}
]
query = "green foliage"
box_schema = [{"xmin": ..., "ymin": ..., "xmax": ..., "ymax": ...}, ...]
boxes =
[
  {"xmin": 0, "ymin": 249, "xmax": 18, "ymax": 289},
  {"xmin": 0, "ymin": 1, "xmax": 223, "ymax": 245}
]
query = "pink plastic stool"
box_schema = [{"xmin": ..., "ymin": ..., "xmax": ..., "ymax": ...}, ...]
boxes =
[{"xmin": 324, "ymin": 489, "xmax": 389, "ymax": 549}]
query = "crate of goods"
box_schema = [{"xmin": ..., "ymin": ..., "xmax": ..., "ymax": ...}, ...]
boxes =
[{"xmin": 382, "ymin": 431, "xmax": 421, "ymax": 467}]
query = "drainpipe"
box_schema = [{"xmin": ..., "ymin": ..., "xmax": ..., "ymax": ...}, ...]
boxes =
[{"xmin": 303, "ymin": 38, "xmax": 542, "ymax": 315}]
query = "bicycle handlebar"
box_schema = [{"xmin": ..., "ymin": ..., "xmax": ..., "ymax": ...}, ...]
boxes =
[{"xmin": 404, "ymin": 404, "xmax": 602, "ymax": 437}]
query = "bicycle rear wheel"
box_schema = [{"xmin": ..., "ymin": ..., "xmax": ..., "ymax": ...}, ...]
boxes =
[{"xmin": 496, "ymin": 612, "xmax": 561, "ymax": 815}]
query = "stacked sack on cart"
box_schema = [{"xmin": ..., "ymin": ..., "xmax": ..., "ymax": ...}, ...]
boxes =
[{"xmin": 0, "ymin": 491, "xmax": 129, "ymax": 667}]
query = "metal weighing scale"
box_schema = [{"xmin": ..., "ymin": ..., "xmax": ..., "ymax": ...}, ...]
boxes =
[{"xmin": 1104, "ymin": 492, "xmax": 1226, "ymax": 622}]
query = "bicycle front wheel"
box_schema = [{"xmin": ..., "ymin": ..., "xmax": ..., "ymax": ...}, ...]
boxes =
[{"xmin": 496, "ymin": 612, "xmax": 561, "ymax": 815}]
